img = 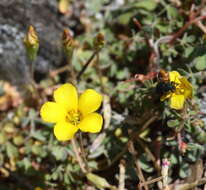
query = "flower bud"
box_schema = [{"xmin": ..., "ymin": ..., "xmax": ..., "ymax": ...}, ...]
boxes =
[
  {"xmin": 93, "ymin": 33, "xmax": 105, "ymax": 50},
  {"xmin": 62, "ymin": 29, "xmax": 76, "ymax": 58},
  {"xmin": 161, "ymin": 158, "xmax": 170, "ymax": 188},
  {"xmin": 24, "ymin": 25, "xmax": 39, "ymax": 61}
]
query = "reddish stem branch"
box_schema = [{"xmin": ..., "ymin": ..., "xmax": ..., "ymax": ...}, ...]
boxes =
[{"xmin": 169, "ymin": 15, "xmax": 206, "ymax": 45}]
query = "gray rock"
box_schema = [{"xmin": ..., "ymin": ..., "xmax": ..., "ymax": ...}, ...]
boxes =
[{"xmin": 0, "ymin": 0, "xmax": 82, "ymax": 86}]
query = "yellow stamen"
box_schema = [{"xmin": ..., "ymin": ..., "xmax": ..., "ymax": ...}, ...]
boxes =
[{"xmin": 66, "ymin": 110, "xmax": 81, "ymax": 125}]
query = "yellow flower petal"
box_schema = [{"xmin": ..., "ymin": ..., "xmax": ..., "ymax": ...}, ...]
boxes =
[
  {"xmin": 179, "ymin": 77, "xmax": 193, "ymax": 98},
  {"xmin": 78, "ymin": 89, "xmax": 102, "ymax": 116},
  {"xmin": 169, "ymin": 71, "xmax": 181, "ymax": 84},
  {"xmin": 169, "ymin": 94, "xmax": 185, "ymax": 110},
  {"xmin": 54, "ymin": 83, "xmax": 78, "ymax": 111},
  {"xmin": 54, "ymin": 121, "xmax": 78, "ymax": 141},
  {"xmin": 40, "ymin": 102, "xmax": 67, "ymax": 123},
  {"xmin": 78, "ymin": 113, "xmax": 103, "ymax": 133}
]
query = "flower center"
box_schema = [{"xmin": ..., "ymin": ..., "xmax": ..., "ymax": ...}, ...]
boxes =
[
  {"xmin": 66, "ymin": 110, "xmax": 81, "ymax": 126},
  {"xmin": 175, "ymin": 84, "xmax": 185, "ymax": 94}
]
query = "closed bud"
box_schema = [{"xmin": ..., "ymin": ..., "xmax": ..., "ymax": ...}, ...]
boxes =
[
  {"xmin": 161, "ymin": 158, "xmax": 170, "ymax": 188},
  {"xmin": 179, "ymin": 141, "xmax": 187, "ymax": 154},
  {"xmin": 24, "ymin": 25, "xmax": 39, "ymax": 61},
  {"xmin": 62, "ymin": 29, "xmax": 76, "ymax": 58},
  {"xmin": 93, "ymin": 33, "xmax": 105, "ymax": 50}
]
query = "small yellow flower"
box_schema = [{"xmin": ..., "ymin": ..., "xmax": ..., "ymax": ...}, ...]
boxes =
[
  {"xmin": 34, "ymin": 187, "xmax": 43, "ymax": 190},
  {"xmin": 40, "ymin": 84, "xmax": 103, "ymax": 141},
  {"xmin": 160, "ymin": 71, "xmax": 193, "ymax": 110}
]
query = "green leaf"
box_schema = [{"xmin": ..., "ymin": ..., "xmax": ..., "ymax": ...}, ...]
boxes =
[
  {"xmin": 31, "ymin": 130, "xmax": 46, "ymax": 141},
  {"xmin": 6, "ymin": 142, "xmax": 18, "ymax": 158},
  {"xmin": 194, "ymin": 55, "xmax": 206, "ymax": 71},
  {"xmin": 51, "ymin": 171, "xmax": 59, "ymax": 180},
  {"xmin": 139, "ymin": 160, "xmax": 154, "ymax": 173},
  {"xmin": 0, "ymin": 133, "xmax": 7, "ymax": 144},
  {"xmin": 179, "ymin": 163, "xmax": 190, "ymax": 178},
  {"xmin": 116, "ymin": 69, "xmax": 129, "ymax": 79},
  {"xmin": 18, "ymin": 158, "xmax": 31, "ymax": 170},
  {"xmin": 184, "ymin": 46, "xmax": 194, "ymax": 58},
  {"xmin": 167, "ymin": 6, "xmax": 178, "ymax": 19},
  {"xmin": 52, "ymin": 146, "xmax": 68, "ymax": 161},
  {"xmin": 167, "ymin": 120, "xmax": 179, "ymax": 128},
  {"xmin": 13, "ymin": 135, "xmax": 24, "ymax": 146},
  {"xmin": 139, "ymin": 154, "xmax": 154, "ymax": 173},
  {"xmin": 134, "ymin": 0, "xmax": 157, "ymax": 11},
  {"xmin": 155, "ymin": 24, "xmax": 168, "ymax": 33},
  {"xmin": 86, "ymin": 173, "xmax": 111, "ymax": 189},
  {"xmin": 170, "ymin": 153, "xmax": 178, "ymax": 164},
  {"xmin": 118, "ymin": 12, "xmax": 134, "ymax": 25},
  {"xmin": 32, "ymin": 145, "xmax": 43, "ymax": 155}
]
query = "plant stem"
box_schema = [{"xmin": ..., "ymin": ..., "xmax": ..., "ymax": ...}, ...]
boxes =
[
  {"xmin": 49, "ymin": 65, "xmax": 69, "ymax": 78},
  {"xmin": 77, "ymin": 51, "xmax": 99, "ymax": 82},
  {"xmin": 139, "ymin": 176, "xmax": 163, "ymax": 187},
  {"xmin": 71, "ymin": 137, "xmax": 87, "ymax": 174},
  {"xmin": 169, "ymin": 15, "xmax": 206, "ymax": 45},
  {"xmin": 78, "ymin": 132, "xmax": 89, "ymax": 171},
  {"xmin": 128, "ymin": 141, "xmax": 149, "ymax": 190},
  {"xmin": 137, "ymin": 138, "xmax": 161, "ymax": 172},
  {"xmin": 95, "ymin": 51, "xmax": 106, "ymax": 93},
  {"xmin": 96, "ymin": 116, "xmax": 156, "ymax": 171},
  {"xmin": 67, "ymin": 55, "xmax": 77, "ymax": 85}
]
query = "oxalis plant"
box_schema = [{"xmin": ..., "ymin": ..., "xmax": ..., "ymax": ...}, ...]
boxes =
[
  {"xmin": 20, "ymin": 8, "xmax": 206, "ymax": 190},
  {"xmin": 34, "ymin": 25, "xmax": 196, "ymax": 190}
]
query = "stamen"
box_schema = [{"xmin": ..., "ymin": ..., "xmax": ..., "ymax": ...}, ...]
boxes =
[{"xmin": 66, "ymin": 110, "xmax": 81, "ymax": 125}]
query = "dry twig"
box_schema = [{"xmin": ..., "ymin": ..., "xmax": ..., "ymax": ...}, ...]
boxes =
[
  {"xmin": 128, "ymin": 141, "xmax": 149, "ymax": 190},
  {"xmin": 118, "ymin": 160, "xmax": 126, "ymax": 190}
]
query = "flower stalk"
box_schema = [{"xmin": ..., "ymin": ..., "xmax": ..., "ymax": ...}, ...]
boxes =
[
  {"xmin": 71, "ymin": 137, "xmax": 87, "ymax": 174},
  {"xmin": 62, "ymin": 29, "xmax": 77, "ymax": 84},
  {"xmin": 77, "ymin": 33, "xmax": 105, "ymax": 82}
]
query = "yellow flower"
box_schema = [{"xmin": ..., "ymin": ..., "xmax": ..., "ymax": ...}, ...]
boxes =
[
  {"xmin": 160, "ymin": 71, "xmax": 193, "ymax": 110},
  {"xmin": 34, "ymin": 187, "xmax": 43, "ymax": 190},
  {"xmin": 40, "ymin": 83, "xmax": 103, "ymax": 141}
]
